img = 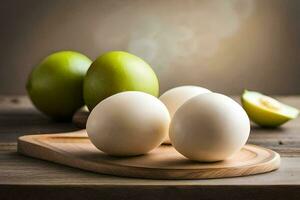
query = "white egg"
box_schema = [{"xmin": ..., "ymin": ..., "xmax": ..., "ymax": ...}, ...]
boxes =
[
  {"xmin": 170, "ymin": 93, "xmax": 250, "ymax": 162},
  {"xmin": 86, "ymin": 91, "xmax": 170, "ymax": 156},
  {"xmin": 159, "ymin": 86, "xmax": 211, "ymax": 143}
]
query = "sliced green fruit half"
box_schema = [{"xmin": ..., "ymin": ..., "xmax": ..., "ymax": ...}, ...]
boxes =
[{"xmin": 241, "ymin": 90, "xmax": 299, "ymax": 127}]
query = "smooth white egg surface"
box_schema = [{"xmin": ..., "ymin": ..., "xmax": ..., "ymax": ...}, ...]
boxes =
[
  {"xmin": 170, "ymin": 93, "xmax": 250, "ymax": 162},
  {"xmin": 159, "ymin": 86, "xmax": 211, "ymax": 143},
  {"xmin": 86, "ymin": 91, "xmax": 170, "ymax": 156}
]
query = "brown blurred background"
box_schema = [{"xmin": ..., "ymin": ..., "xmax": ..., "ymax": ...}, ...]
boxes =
[{"xmin": 0, "ymin": 0, "xmax": 299, "ymax": 95}]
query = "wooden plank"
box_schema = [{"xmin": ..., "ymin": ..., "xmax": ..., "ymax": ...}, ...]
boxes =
[
  {"xmin": 0, "ymin": 149, "xmax": 299, "ymax": 185},
  {"xmin": 0, "ymin": 95, "xmax": 300, "ymax": 199},
  {"xmin": 1, "ymin": 185, "xmax": 300, "ymax": 200},
  {"xmin": 17, "ymin": 131, "xmax": 280, "ymax": 180}
]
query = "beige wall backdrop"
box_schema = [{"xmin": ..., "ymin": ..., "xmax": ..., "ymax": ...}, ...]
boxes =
[{"xmin": 0, "ymin": 0, "xmax": 299, "ymax": 95}]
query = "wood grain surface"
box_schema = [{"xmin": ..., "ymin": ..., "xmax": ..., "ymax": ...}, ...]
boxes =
[
  {"xmin": 1, "ymin": 96, "xmax": 300, "ymax": 200},
  {"xmin": 17, "ymin": 130, "xmax": 280, "ymax": 179}
]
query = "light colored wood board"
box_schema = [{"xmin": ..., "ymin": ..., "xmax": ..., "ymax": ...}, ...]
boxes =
[
  {"xmin": 0, "ymin": 149, "xmax": 299, "ymax": 185},
  {"xmin": 17, "ymin": 130, "xmax": 280, "ymax": 180}
]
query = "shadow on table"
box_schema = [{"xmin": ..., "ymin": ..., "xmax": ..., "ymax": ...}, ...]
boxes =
[{"xmin": 0, "ymin": 108, "xmax": 79, "ymax": 143}]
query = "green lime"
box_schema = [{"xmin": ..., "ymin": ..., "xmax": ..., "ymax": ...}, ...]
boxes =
[
  {"xmin": 26, "ymin": 51, "xmax": 92, "ymax": 120},
  {"xmin": 241, "ymin": 90, "xmax": 299, "ymax": 127},
  {"xmin": 83, "ymin": 51, "xmax": 159, "ymax": 110}
]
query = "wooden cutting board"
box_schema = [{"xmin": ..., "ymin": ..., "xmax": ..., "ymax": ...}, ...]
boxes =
[{"xmin": 17, "ymin": 130, "xmax": 280, "ymax": 180}]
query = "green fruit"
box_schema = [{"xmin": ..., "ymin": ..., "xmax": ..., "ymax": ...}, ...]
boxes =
[
  {"xmin": 83, "ymin": 51, "xmax": 159, "ymax": 110},
  {"xmin": 26, "ymin": 51, "xmax": 92, "ymax": 120},
  {"xmin": 241, "ymin": 90, "xmax": 299, "ymax": 127}
]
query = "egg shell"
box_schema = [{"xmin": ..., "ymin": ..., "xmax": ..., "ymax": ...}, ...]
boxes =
[
  {"xmin": 86, "ymin": 91, "xmax": 170, "ymax": 156},
  {"xmin": 170, "ymin": 93, "xmax": 250, "ymax": 162},
  {"xmin": 159, "ymin": 86, "xmax": 211, "ymax": 143}
]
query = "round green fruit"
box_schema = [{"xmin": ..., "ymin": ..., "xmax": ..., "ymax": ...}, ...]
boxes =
[
  {"xmin": 83, "ymin": 51, "xmax": 159, "ymax": 110},
  {"xmin": 26, "ymin": 51, "xmax": 92, "ymax": 120}
]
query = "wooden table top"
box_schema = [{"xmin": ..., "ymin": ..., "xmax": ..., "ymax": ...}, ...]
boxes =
[{"xmin": 1, "ymin": 95, "xmax": 300, "ymax": 200}]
